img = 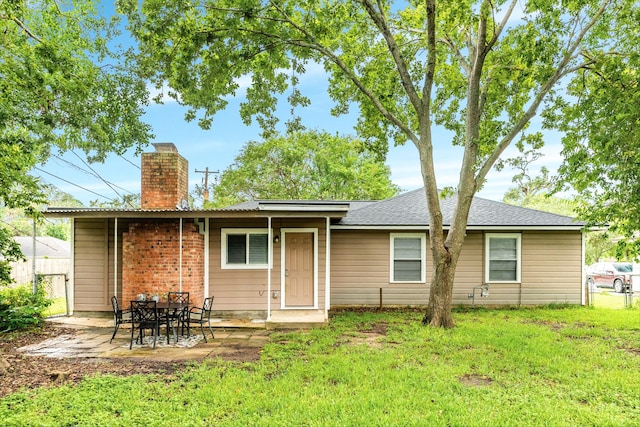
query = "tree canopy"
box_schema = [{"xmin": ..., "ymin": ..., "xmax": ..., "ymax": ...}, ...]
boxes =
[
  {"xmin": 209, "ymin": 131, "xmax": 399, "ymax": 207},
  {"xmin": 553, "ymin": 7, "xmax": 640, "ymax": 258},
  {"xmin": 119, "ymin": 0, "xmax": 638, "ymax": 326},
  {"xmin": 0, "ymin": 0, "xmax": 152, "ymax": 284}
]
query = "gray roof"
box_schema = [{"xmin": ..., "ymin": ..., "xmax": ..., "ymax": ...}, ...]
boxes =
[
  {"xmin": 43, "ymin": 189, "xmax": 583, "ymax": 229},
  {"xmin": 336, "ymin": 188, "xmax": 583, "ymax": 228},
  {"xmin": 13, "ymin": 236, "xmax": 71, "ymax": 258}
]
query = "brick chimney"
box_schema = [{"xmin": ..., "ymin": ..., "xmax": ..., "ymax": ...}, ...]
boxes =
[{"xmin": 141, "ymin": 143, "xmax": 189, "ymax": 210}]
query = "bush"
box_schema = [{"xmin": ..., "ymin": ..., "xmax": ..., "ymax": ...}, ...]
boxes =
[{"xmin": 0, "ymin": 284, "xmax": 52, "ymax": 332}]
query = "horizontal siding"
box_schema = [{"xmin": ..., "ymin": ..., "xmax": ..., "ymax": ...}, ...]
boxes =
[
  {"xmin": 331, "ymin": 230, "xmax": 583, "ymax": 307},
  {"xmin": 73, "ymin": 219, "xmax": 108, "ymax": 311},
  {"xmin": 209, "ymin": 218, "xmax": 327, "ymax": 311},
  {"xmin": 520, "ymin": 231, "xmax": 582, "ymax": 305},
  {"xmin": 331, "ymin": 230, "xmax": 430, "ymax": 305}
]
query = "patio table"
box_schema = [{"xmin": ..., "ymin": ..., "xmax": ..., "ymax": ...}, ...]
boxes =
[
  {"xmin": 132, "ymin": 301, "xmax": 189, "ymax": 344},
  {"xmin": 156, "ymin": 301, "xmax": 189, "ymax": 343}
]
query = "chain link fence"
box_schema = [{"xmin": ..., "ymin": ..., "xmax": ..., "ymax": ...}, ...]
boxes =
[
  {"xmin": 37, "ymin": 274, "xmax": 70, "ymax": 317},
  {"xmin": 588, "ymin": 283, "xmax": 636, "ymax": 309}
]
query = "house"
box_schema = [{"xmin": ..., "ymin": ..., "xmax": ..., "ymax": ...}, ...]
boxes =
[
  {"xmin": 44, "ymin": 143, "xmax": 585, "ymax": 325},
  {"xmin": 9, "ymin": 236, "xmax": 70, "ymax": 286}
]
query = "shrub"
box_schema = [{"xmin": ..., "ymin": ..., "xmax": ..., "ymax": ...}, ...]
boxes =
[{"xmin": 0, "ymin": 283, "xmax": 52, "ymax": 332}]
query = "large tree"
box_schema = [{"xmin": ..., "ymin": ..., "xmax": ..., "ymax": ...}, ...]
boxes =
[
  {"xmin": 553, "ymin": 8, "xmax": 640, "ymax": 259},
  {"xmin": 209, "ymin": 130, "xmax": 399, "ymax": 207},
  {"xmin": 119, "ymin": 0, "xmax": 634, "ymax": 327},
  {"xmin": 0, "ymin": 0, "xmax": 152, "ymax": 283}
]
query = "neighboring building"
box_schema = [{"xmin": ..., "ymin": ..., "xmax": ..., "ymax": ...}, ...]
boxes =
[
  {"xmin": 44, "ymin": 143, "xmax": 585, "ymax": 325},
  {"xmin": 9, "ymin": 236, "xmax": 70, "ymax": 286}
]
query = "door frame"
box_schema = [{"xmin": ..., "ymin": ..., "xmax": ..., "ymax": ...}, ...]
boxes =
[{"xmin": 280, "ymin": 228, "xmax": 318, "ymax": 309}]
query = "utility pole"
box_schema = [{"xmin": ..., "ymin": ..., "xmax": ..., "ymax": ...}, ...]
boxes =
[{"xmin": 194, "ymin": 167, "xmax": 219, "ymax": 202}]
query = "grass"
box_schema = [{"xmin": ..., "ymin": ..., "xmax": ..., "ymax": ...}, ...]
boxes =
[
  {"xmin": 2, "ymin": 306, "xmax": 640, "ymax": 426},
  {"xmin": 43, "ymin": 297, "xmax": 67, "ymax": 318},
  {"xmin": 591, "ymin": 290, "xmax": 637, "ymax": 310}
]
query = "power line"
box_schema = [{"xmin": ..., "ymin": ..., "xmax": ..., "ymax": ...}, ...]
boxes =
[
  {"xmin": 119, "ymin": 154, "xmax": 141, "ymax": 170},
  {"xmin": 33, "ymin": 167, "xmax": 116, "ymax": 201},
  {"xmin": 51, "ymin": 154, "xmax": 135, "ymax": 196},
  {"xmin": 70, "ymin": 151, "xmax": 135, "ymax": 208},
  {"xmin": 0, "ymin": 219, "xmax": 61, "ymax": 251}
]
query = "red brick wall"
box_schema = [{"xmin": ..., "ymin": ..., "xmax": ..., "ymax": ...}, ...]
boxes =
[
  {"xmin": 122, "ymin": 220, "xmax": 205, "ymax": 307},
  {"xmin": 141, "ymin": 151, "xmax": 189, "ymax": 209}
]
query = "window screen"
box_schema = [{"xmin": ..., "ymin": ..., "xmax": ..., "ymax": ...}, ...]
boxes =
[
  {"xmin": 227, "ymin": 234, "xmax": 246, "ymax": 264},
  {"xmin": 248, "ymin": 234, "xmax": 268, "ymax": 264},
  {"xmin": 393, "ymin": 237, "xmax": 422, "ymax": 281},
  {"xmin": 488, "ymin": 237, "xmax": 518, "ymax": 281}
]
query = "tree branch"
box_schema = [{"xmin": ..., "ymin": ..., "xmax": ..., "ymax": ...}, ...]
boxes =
[
  {"xmin": 259, "ymin": 1, "xmax": 420, "ymax": 145},
  {"xmin": 1, "ymin": 14, "xmax": 43, "ymax": 43},
  {"xmin": 474, "ymin": 0, "xmax": 610, "ymax": 186},
  {"xmin": 421, "ymin": 0, "xmax": 437, "ymax": 118},
  {"xmin": 439, "ymin": 35, "xmax": 470, "ymax": 74},
  {"xmin": 359, "ymin": 0, "xmax": 423, "ymax": 114},
  {"xmin": 486, "ymin": 0, "xmax": 518, "ymax": 52}
]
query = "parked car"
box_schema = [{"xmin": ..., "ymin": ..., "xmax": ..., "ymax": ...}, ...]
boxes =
[{"xmin": 586, "ymin": 262, "xmax": 633, "ymax": 293}]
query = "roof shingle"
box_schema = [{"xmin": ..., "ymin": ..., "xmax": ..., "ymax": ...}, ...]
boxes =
[{"xmin": 337, "ymin": 188, "xmax": 582, "ymax": 228}]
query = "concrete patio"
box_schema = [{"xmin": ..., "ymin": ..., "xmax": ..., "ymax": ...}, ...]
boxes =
[{"xmin": 18, "ymin": 316, "xmax": 273, "ymax": 363}]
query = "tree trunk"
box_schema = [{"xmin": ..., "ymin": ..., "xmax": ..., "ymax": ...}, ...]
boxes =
[{"xmin": 422, "ymin": 247, "xmax": 457, "ymax": 328}]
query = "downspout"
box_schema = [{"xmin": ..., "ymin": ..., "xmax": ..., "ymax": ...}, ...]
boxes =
[
  {"xmin": 581, "ymin": 229, "xmax": 586, "ymax": 306},
  {"xmin": 32, "ymin": 217, "xmax": 37, "ymax": 294},
  {"xmin": 69, "ymin": 219, "xmax": 75, "ymax": 314},
  {"xmin": 179, "ymin": 218, "xmax": 183, "ymax": 292},
  {"xmin": 204, "ymin": 218, "xmax": 210, "ymax": 298},
  {"xmin": 325, "ymin": 217, "xmax": 331, "ymax": 320},
  {"xmin": 114, "ymin": 218, "xmax": 118, "ymax": 298},
  {"xmin": 267, "ymin": 216, "xmax": 272, "ymax": 322}
]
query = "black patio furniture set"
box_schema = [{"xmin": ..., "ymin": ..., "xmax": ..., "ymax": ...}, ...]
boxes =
[{"xmin": 110, "ymin": 292, "xmax": 215, "ymax": 349}]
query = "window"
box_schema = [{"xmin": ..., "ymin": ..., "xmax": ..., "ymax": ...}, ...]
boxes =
[
  {"xmin": 390, "ymin": 233, "xmax": 426, "ymax": 283},
  {"xmin": 485, "ymin": 233, "xmax": 521, "ymax": 283},
  {"xmin": 222, "ymin": 229, "xmax": 269, "ymax": 269}
]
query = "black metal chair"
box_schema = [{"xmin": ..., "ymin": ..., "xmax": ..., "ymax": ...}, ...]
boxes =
[
  {"xmin": 110, "ymin": 296, "xmax": 132, "ymax": 343},
  {"xmin": 130, "ymin": 300, "xmax": 168, "ymax": 349},
  {"xmin": 184, "ymin": 296, "xmax": 215, "ymax": 342},
  {"xmin": 167, "ymin": 291, "xmax": 189, "ymax": 335}
]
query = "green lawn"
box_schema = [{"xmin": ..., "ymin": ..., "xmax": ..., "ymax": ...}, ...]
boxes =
[
  {"xmin": 591, "ymin": 291, "xmax": 637, "ymax": 310},
  {"xmin": 2, "ymin": 306, "xmax": 639, "ymax": 426},
  {"xmin": 43, "ymin": 297, "xmax": 67, "ymax": 318}
]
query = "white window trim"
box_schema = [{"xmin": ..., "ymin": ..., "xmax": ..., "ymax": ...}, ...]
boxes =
[
  {"xmin": 389, "ymin": 233, "xmax": 426, "ymax": 283},
  {"xmin": 221, "ymin": 228, "xmax": 270, "ymax": 269},
  {"xmin": 485, "ymin": 233, "xmax": 522, "ymax": 283}
]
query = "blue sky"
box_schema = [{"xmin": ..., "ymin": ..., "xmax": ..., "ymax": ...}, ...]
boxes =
[{"xmin": 34, "ymin": 4, "xmax": 564, "ymax": 207}]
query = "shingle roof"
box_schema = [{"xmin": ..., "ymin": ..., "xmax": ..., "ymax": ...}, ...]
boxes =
[
  {"xmin": 336, "ymin": 188, "xmax": 583, "ymax": 228},
  {"xmin": 13, "ymin": 236, "xmax": 71, "ymax": 258}
]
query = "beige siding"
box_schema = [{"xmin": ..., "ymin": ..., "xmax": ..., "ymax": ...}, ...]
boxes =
[
  {"xmin": 209, "ymin": 218, "xmax": 327, "ymax": 312},
  {"xmin": 520, "ymin": 231, "xmax": 582, "ymax": 305},
  {"xmin": 74, "ymin": 219, "xmax": 109, "ymax": 311},
  {"xmin": 330, "ymin": 229, "xmax": 583, "ymax": 307},
  {"xmin": 451, "ymin": 232, "xmax": 484, "ymax": 303},
  {"xmin": 330, "ymin": 230, "xmax": 430, "ymax": 306}
]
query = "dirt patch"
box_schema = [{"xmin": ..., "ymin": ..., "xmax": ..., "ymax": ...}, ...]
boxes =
[
  {"xmin": 625, "ymin": 348, "xmax": 640, "ymax": 356},
  {"xmin": 343, "ymin": 322, "xmax": 389, "ymax": 349},
  {"xmin": 459, "ymin": 374, "xmax": 494, "ymax": 387},
  {"xmin": 348, "ymin": 332, "xmax": 384, "ymax": 348},
  {"xmin": 522, "ymin": 319, "xmax": 565, "ymax": 331},
  {"xmin": 209, "ymin": 342, "xmax": 263, "ymax": 362},
  {"xmin": 0, "ymin": 324, "xmax": 263, "ymax": 398}
]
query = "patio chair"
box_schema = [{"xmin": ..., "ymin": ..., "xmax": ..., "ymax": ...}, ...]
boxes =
[
  {"xmin": 167, "ymin": 291, "xmax": 190, "ymax": 333},
  {"xmin": 110, "ymin": 296, "xmax": 132, "ymax": 343},
  {"xmin": 184, "ymin": 296, "xmax": 215, "ymax": 342},
  {"xmin": 130, "ymin": 300, "xmax": 168, "ymax": 349}
]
